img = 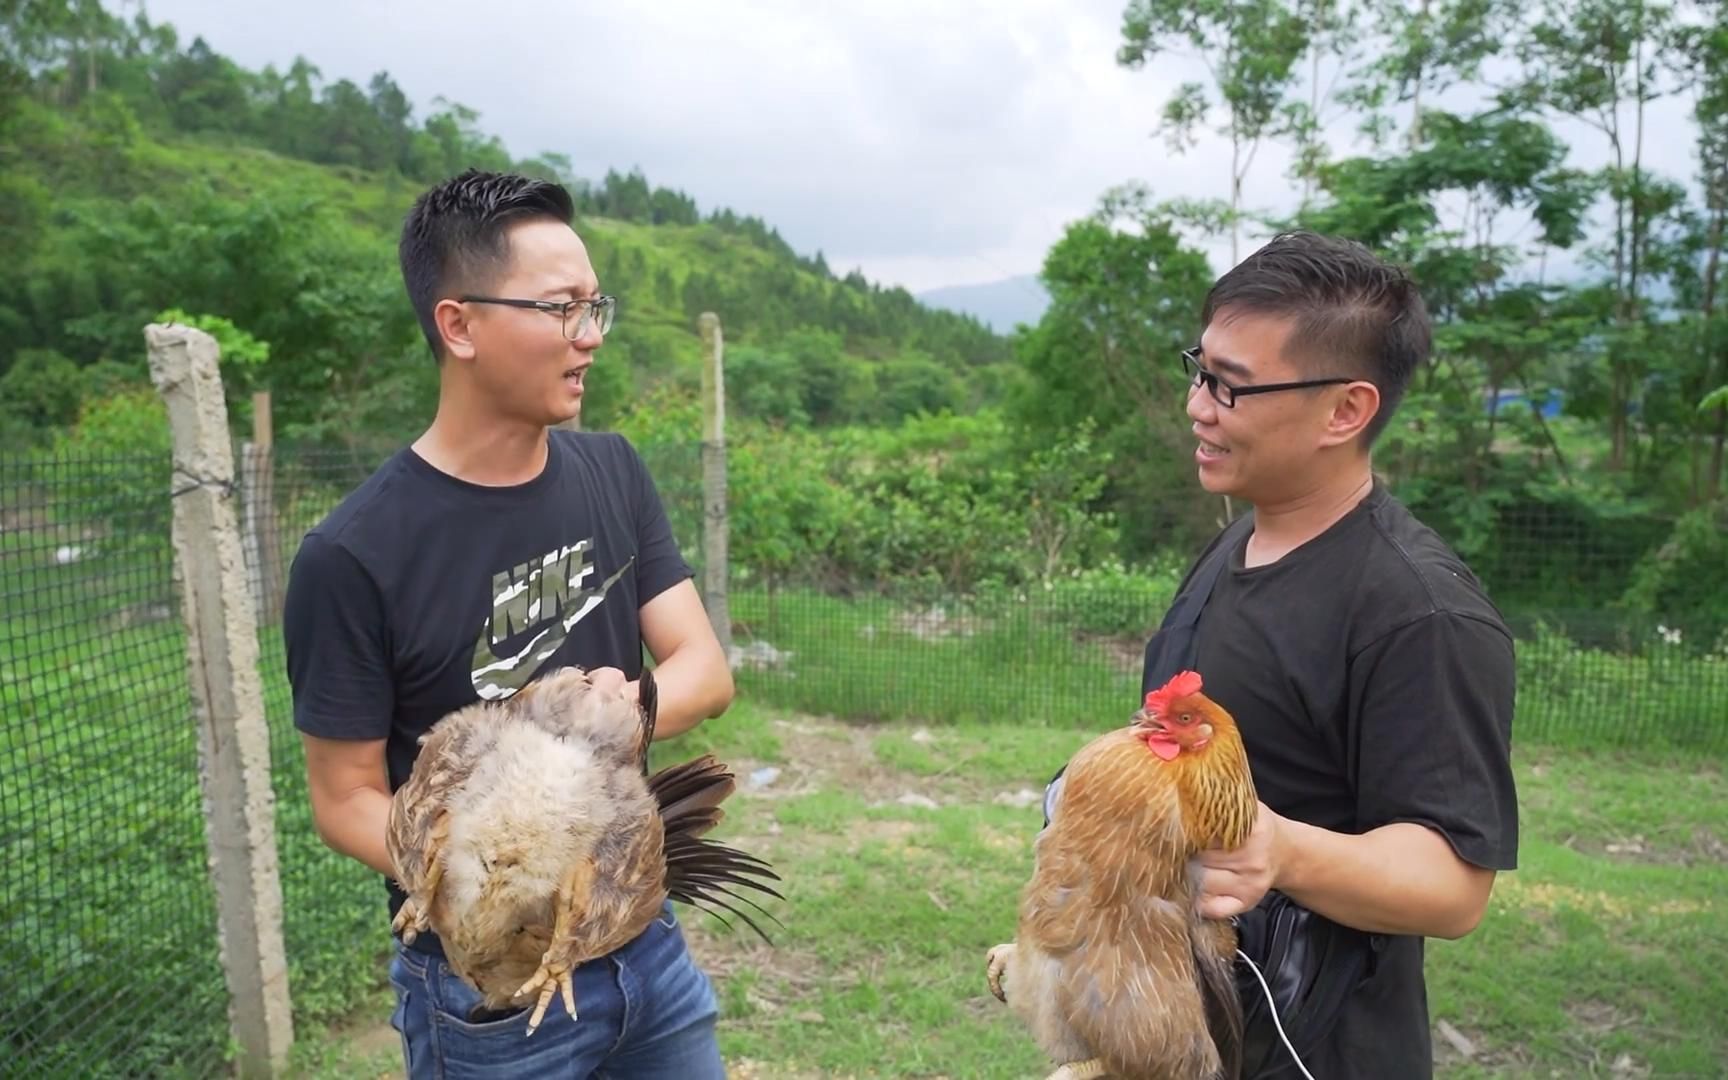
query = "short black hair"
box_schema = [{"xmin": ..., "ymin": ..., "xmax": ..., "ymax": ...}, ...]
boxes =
[
  {"xmin": 1201, "ymin": 230, "xmax": 1431, "ymax": 447},
  {"xmin": 398, "ymin": 169, "xmax": 576, "ymax": 360}
]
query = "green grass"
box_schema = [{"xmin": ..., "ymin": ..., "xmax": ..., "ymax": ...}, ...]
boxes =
[
  {"xmin": 289, "ymin": 706, "xmax": 1728, "ymax": 1078},
  {"xmin": 4, "ymin": 548, "xmax": 1725, "ymax": 1075},
  {"xmin": 0, "ymin": 613, "xmax": 229, "ymax": 1078},
  {"xmin": 725, "ymin": 586, "xmax": 1728, "ymax": 751},
  {"xmin": 726, "ymin": 586, "xmax": 1144, "ymax": 728},
  {"xmin": 696, "ymin": 714, "xmax": 1728, "ymax": 1078},
  {"xmin": 1425, "ymin": 747, "xmax": 1728, "ymax": 1077}
]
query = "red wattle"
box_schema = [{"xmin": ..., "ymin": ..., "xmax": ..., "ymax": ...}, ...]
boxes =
[{"xmin": 1146, "ymin": 734, "xmax": 1181, "ymax": 761}]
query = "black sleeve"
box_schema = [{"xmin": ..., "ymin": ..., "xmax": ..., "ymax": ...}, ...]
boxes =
[
  {"xmin": 282, "ymin": 530, "xmax": 395, "ymax": 741},
  {"xmin": 619, "ymin": 435, "xmax": 693, "ymax": 605},
  {"xmin": 1347, "ymin": 611, "xmax": 1519, "ymax": 870}
]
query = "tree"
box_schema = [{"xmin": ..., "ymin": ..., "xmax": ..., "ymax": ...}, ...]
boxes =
[
  {"xmin": 1343, "ymin": 0, "xmax": 1515, "ymax": 148},
  {"xmin": 1510, "ymin": 0, "xmax": 1687, "ymax": 470},
  {"xmin": 1117, "ymin": 0, "xmax": 1310, "ymax": 262},
  {"xmin": 1010, "ymin": 185, "xmax": 1220, "ymax": 553},
  {"xmin": 1684, "ymin": 0, "xmax": 1728, "ymax": 500}
]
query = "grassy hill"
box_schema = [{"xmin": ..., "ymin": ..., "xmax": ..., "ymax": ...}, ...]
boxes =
[{"xmin": 0, "ymin": 43, "xmax": 1010, "ymax": 449}]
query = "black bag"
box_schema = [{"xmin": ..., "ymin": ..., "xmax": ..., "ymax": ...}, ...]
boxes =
[
  {"xmin": 1040, "ymin": 513, "xmax": 1383, "ymax": 1079},
  {"xmin": 1232, "ymin": 889, "xmax": 1383, "ymax": 1078}
]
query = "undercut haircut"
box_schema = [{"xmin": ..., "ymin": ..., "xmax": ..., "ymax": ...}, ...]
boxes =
[
  {"xmin": 1202, "ymin": 231, "xmax": 1431, "ymax": 446},
  {"xmin": 398, "ymin": 169, "xmax": 576, "ymax": 360}
]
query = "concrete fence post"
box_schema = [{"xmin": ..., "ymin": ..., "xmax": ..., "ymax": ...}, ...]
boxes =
[{"xmin": 145, "ymin": 322, "xmax": 294, "ymax": 1077}]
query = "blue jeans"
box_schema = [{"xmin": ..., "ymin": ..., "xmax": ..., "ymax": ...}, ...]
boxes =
[{"xmin": 386, "ymin": 902, "xmax": 725, "ymax": 1078}]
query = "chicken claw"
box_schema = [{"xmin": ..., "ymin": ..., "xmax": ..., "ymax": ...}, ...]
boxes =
[
  {"xmin": 514, "ymin": 857, "xmax": 593, "ymax": 1034},
  {"xmin": 391, "ymin": 897, "xmax": 430, "ymax": 945},
  {"xmin": 515, "ymin": 962, "xmax": 577, "ymax": 1035},
  {"xmin": 1046, "ymin": 1061, "xmax": 1107, "ymax": 1080},
  {"xmin": 985, "ymin": 943, "xmax": 1014, "ymax": 1002}
]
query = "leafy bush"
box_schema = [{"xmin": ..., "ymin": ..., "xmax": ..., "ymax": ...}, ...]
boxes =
[
  {"xmin": 614, "ymin": 394, "xmax": 1122, "ymax": 596},
  {"xmin": 1619, "ymin": 506, "xmax": 1728, "ymax": 654},
  {"xmin": 1036, "ymin": 558, "xmax": 1184, "ymax": 638},
  {"xmin": 1514, "ymin": 621, "xmax": 1728, "ymax": 749}
]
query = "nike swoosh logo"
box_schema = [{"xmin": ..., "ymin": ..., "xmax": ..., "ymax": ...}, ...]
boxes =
[{"xmin": 469, "ymin": 557, "xmax": 634, "ymax": 700}]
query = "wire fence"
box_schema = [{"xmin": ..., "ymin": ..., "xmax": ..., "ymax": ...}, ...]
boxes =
[
  {"xmin": 0, "ymin": 454, "xmax": 225, "ymax": 1079},
  {"xmin": 2, "ymin": 440, "xmax": 1725, "ymax": 1074},
  {"xmin": 254, "ymin": 450, "xmax": 398, "ymax": 1053}
]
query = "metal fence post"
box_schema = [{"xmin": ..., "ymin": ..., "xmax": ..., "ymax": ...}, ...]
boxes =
[
  {"xmin": 145, "ymin": 323, "xmax": 294, "ymax": 1077},
  {"xmin": 698, "ymin": 312, "xmax": 732, "ymax": 656}
]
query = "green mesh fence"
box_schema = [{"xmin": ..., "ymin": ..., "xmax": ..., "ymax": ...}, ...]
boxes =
[
  {"xmin": 2, "ymin": 436, "xmax": 1725, "ymax": 1077},
  {"xmin": 0, "ymin": 454, "xmax": 227, "ymax": 1079},
  {"xmin": 247, "ymin": 447, "xmax": 398, "ymax": 1043}
]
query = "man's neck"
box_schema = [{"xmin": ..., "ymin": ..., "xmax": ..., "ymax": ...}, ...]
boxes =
[
  {"xmin": 412, "ymin": 395, "xmax": 550, "ymax": 487},
  {"xmin": 1242, "ymin": 462, "xmax": 1375, "ymax": 569}
]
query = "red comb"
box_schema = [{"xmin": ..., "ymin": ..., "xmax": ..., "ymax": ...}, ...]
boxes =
[{"xmin": 1144, "ymin": 670, "xmax": 1204, "ymax": 718}]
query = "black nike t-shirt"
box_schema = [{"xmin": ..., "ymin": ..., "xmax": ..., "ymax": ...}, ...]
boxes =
[
  {"xmin": 1181, "ymin": 481, "xmax": 1519, "ymax": 1079},
  {"xmin": 281, "ymin": 429, "xmax": 692, "ymax": 923}
]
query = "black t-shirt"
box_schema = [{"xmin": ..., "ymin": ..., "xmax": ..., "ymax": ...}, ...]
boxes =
[
  {"xmin": 281, "ymin": 429, "xmax": 693, "ymax": 923},
  {"xmin": 1179, "ymin": 481, "xmax": 1519, "ymax": 1078}
]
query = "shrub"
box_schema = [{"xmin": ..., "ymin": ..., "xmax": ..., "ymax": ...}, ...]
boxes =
[{"xmin": 1619, "ymin": 506, "xmax": 1728, "ymax": 654}]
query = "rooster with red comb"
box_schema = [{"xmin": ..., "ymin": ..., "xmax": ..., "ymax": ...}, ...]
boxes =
[{"xmin": 986, "ymin": 670, "xmax": 1258, "ymax": 1080}]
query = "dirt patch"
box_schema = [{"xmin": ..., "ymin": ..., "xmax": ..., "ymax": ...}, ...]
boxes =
[
  {"xmin": 1576, "ymin": 827, "xmax": 1728, "ymax": 868},
  {"xmin": 1075, "ymin": 631, "xmax": 1146, "ymax": 676},
  {"xmin": 1550, "ymin": 1009, "xmax": 1655, "ymax": 1080},
  {"xmin": 890, "ymin": 604, "xmax": 985, "ymax": 641},
  {"xmin": 683, "ymin": 919, "xmax": 826, "ymax": 995},
  {"xmin": 1567, "ymin": 1000, "xmax": 1637, "ymax": 1035},
  {"xmin": 725, "ymin": 1061, "xmax": 846, "ymax": 1080},
  {"xmin": 975, "ymin": 824, "xmax": 1032, "ymax": 854},
  {"xmin": 726, "ymin": 717, "xmax": 1004, "ymax": 808},
  {"xmin": 1499, "ymin": 879, "xmax": 1711, "ymax": 919},
  {"xmin": 339, "ymin": 1024, "xmax": 401, "ymax": 1073},
  {"xmin": 856, "ymin": 818, "xmax": 925, "ymax": 846},
  {"xmin": 1428, "ymin": 1020, "xmax": 1553, "ymax": 1077}
]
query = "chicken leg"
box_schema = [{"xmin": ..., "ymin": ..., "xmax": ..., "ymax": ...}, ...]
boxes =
[
  {"xmin": 985, "ymin": 942, "xmax": 1014, "ymax": 1002},
  {"xmin": 515, "ymin": 857, "xmax": 596, "ymax": 1034},
  {"xmin": 390, "ymin": 814, "xmax": 450, "ymax": 945},
  {"xmin": 1047, "ymin": 1061, "xmax": 1108, "ymax": 1080}
]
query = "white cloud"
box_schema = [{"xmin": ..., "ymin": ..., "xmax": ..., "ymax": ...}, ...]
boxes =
[{"xmin": 132, "ymin": 0, "xmax": 1708, "ymax": 293}]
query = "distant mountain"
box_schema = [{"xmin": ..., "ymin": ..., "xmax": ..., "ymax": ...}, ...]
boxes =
[{"xmin": 917, "ymin": 275, "xmax": 1050, "ymax": 334}]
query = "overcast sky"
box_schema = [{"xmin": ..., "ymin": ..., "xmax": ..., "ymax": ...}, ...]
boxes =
[{"xmin": 132, "ymin": 0, "xmax": 1703, "ymax": 295}]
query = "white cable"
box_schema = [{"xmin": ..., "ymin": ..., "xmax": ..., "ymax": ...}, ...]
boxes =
[{"xmin": 1235, "ymin": 949, "xmax": 1318, "ymax": 1080}]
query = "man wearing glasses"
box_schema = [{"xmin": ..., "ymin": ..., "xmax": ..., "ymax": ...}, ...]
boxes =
[
  {"xmin": 1149, "ymin": 232, "xmax": 1518, "ymax": 1077},
  {"xmin": 282, "ymin": 169, "xmax": 734, "ymax": 1077}
]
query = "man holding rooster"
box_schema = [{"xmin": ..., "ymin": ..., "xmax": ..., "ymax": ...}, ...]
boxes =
[{"xmin": 1158, "ymin": 230, "xmax": 1520, "ymax": 1078}]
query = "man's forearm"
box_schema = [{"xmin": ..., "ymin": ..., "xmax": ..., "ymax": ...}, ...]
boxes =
[
  {"xmin": 314, "ymin": 786, "xmax": 397, "ymax": 879},
  {"xmin": 644, "ymin": 644, "xmax": 733, "ymax": 739},
  {"xmin": 1276, "ymin": 819, "xmax": 1495, "ymax": 939}
]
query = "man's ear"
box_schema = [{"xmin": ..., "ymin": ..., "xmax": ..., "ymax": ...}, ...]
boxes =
[
  {"xmin": 1319, "ymin": 381, "xmax": 1381, "ymax": 448},
  {"xmin": 433, "ymin": 298, "xmax": 477, "ymax": 362}
]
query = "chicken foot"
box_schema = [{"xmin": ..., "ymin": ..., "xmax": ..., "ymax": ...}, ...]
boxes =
[
  {"xmin": 390, "ymin": 897, "xmax": 429, "ymax": 945},
  {"xmin": 985, "ymin": 942, "xmax": 1014, "ymax": 1002},
  {"xmin": 515, "ymin": 858, "xmax": 596, "ymax": 1035}
]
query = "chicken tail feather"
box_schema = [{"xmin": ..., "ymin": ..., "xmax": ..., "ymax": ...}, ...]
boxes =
[
  {"xmin": 649, "ymin": 755, "xmax": 737, "ymax": 830},
  {"xmin": 650, "ymin": 753, "xmax": 785, "ymax": 944},
  {"xmin": 637, "ymin": 669, "xmax": 658, "ymax": 774},
  {"xmin": 1193, "ymin": 920, "xmax": 1245, "ymax": 1080}
]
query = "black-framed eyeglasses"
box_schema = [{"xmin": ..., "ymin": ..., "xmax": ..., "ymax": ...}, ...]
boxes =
[
  {"xmin": 1180, "ymin": 346, "xmax": 1355, "ymax": 408},
  {"xmin": 460, "ymin": 294, "xmax": 617, "ymax": 340}
]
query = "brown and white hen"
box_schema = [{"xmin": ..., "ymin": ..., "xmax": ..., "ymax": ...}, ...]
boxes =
[{"xmin": 386, "ymin": 665, "xmax": 781, "ymax": 1033}]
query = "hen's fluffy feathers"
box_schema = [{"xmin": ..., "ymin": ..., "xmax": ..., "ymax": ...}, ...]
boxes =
[
  {"xmin": 988, "ymin": 674, "xmax": 1257, "ymax": 1080},
  {"xmin": 385, "ymin": 666, "xmax": 780, "ymax": 1030}
]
